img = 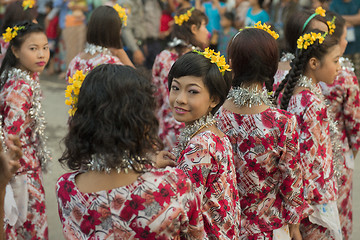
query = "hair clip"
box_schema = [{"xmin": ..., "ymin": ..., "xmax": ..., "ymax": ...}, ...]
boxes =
[
  {"xmin": 113, "ymin": 4, "xmax": 128, "ymax": 26},
  {"xmin": 174, "ymin": 7, "xmax": 194, "ymax": 26},
  {"xmin": 65, "ymin": 70, "xmax": 86, "ymax": 116},
  {"xmin": 252, "ymin": 21, "xmax": 279, "ymax": 39},
  {"xmin": 2, "ymin": 26, "xmax": 25, "ymax": 43},
  {"xmin": 297, "ymin": 31, "xmax": 327, "ymax": 50},
  {"xmin": 194, "ymin": 47, "xmax": 231, "ymax": 75},
  {"xmin": 302, "ymin": 7, "xmax": 326, "ymax": 31}
]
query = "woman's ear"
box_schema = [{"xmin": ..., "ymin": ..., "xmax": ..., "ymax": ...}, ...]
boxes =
[
  {"xmin": 308, "ymin": 57, "xmax": 319, "ymax": 70},
  {"xmin": 11, "ymin": 46, "xmax": 19, "ymax": 59},
  {"xmin": 190, "ymin": 24, "xmax": 198, "ymax": 35},
  {"xmin": 210, "ymin": 96, "xmax": 220, "ymax": 109}
]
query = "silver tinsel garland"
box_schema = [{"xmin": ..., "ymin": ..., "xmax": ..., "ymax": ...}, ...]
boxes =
[
  {"xmin": 87, "ymin": 151, "xmax": 151, "ymax": 174},
  {"xmin": 84, "ymin": 43, "xmax": 111, "ymax": 56},
  {"xmin": 298, "ymin": 75, "xmax": 343, "ymax": 179},
  {"xmin": 0, "ymin": 68, "xmax": 51, "ymax": 172},
  {"xmin": 173, "ymin": 113, "xmax": 217, "ymax": 158},
  {"xmin": 339, "ymin": 57, "xmax": 355, "ymax": 72},
  {"xmin": 227, "ymin": 85, "xmax": 273, "ymax": 108}
]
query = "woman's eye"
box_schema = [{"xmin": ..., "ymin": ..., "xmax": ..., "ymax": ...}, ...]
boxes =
[
  {"xmin": 171, "ymin": 86, "xmax": 179, "ymax": 91},
  {"xmin": 189, "ymin": 90, "xmax": 199, "ymax": 94}
]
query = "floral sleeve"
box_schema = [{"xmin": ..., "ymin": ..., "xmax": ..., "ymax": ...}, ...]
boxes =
[
  {"xmin": 299, "ymin": 100, "xmax": 336, "ymax": 203},
  {"xmin": 177, "ymin": 138, "xmax": 215, "ymax": 197},
  {"xmin": 343, "ymin": 74, "xmax": 360, "ymax": 150},
  {"xmin": 278, "ymin": 115, "xmax": 312, "ymax": 223}
]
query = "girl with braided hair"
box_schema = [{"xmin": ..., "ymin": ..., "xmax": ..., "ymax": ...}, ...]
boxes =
[{"xmin": 275, "ymin": 29, "xmax": 342, "ymax": 239}]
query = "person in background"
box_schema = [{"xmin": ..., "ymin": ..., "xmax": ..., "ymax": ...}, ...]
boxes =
[
  {"xmin": 44, "ymin": 1, "xmax": 60, "ymax": 75},
  {"xmin": 218, "ymin": 11, "xmax": 237, "ymax": 59},
  {"xmin": 330, "ymin": 0, "xmax": 360, "ymax": 78},
  {"xmin": 234, "ymin": 0, "xmax": 250, "ymax": 29},
  {"xmin": 244, "ymin": 0, "xmax": 269, "ymax": 26},
  {"xmin": 195, "ymin": 0, "xmax": 226, "ymax": 50},
  {"xmin": 118, "ymin": 0, "xmax": 163, "ymax": 69}
]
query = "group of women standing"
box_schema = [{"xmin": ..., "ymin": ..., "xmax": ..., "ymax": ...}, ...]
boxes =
[{"xmin": 0, "ymin": 3, "xmax": 358, "ymax": 240}]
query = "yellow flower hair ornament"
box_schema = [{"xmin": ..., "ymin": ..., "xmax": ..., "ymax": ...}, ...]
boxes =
[
  {"xmin": 22, "ymin": 0, "xmax": 35, "ymax": 10},
  {"xmin": 252, "ymin": 21, "xmax": 279, "ymax": 39},
  {"xmin": 65, "ymin": 70, "xmax": 86, "ymax": 116},
  {"xmin": 303, "ymin": 7, "xmax": 327, "ymax": 31},
  {"xmin": 327, "ymin": 16, "xmax": 336, "ymax": 35},
  {"xmin": 2, "ymin": 26, "xmax": 25, "ymax": 43},
  {"xmin": 194, "ymin": 48, "xmax": 231, "ymax": 75},
  {"xmin": 174, "ymin": 7, "xmax": 195, "ymax": 26},
  {"xmin": 297, "ymin": 32, "xmax": 327, "ymax": 50},
  {"xmin": 113, "ymin": 4, "xmax": 128, "ymax": 26}
]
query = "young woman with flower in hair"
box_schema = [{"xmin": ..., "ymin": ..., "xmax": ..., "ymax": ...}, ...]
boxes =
[
  {"xmin": 152, "ymin": 7, "xmax": 209, "ymax": 151},
  {"xmin": 57, "ymin": 64, "xmax": 206, "ymax": 239},
  {"xmin": 0, "ymin": 21, "xmax": 50, "ymax": 239},
  {"xmin": 318, "ymin": 11, "xmax": 360, "ymax": 240},
  {"xmin": 0, "ymin": 1, "xmax": 37, "ymax": 66},
  {"xmin": 168, "ymin": 50, "xmax": 240, "ymax": 239},
  {"xmin": 66, "ymin": 5, "xmax": 133, "ymax": 80},
  {"xmin": 216, "ymin": 25, "xmax": 311, "ymax": 240},
  {"xmin": 274, "ymin": 28, "xmax": 342, "ymax": 239},
  {"xmin": 274, "ymin": 7, "xmax": 329, "ymax": 91}
]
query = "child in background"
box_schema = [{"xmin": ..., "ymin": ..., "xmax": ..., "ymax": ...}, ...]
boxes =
[
  {"xmin": 168, "ymin": 50, "xmax": 241, "ymax": 239},
  {"xmin": 0, "ymin": 21, "xmax": 51, "ymax": 239},
  {"xmin": 218, "ymin": 11, "xmax": 238, "ymax": 59},
  {"xmin": 45, "ymin": 1, "xmax": 59, "ymax": 75},
  {"xmin": 244, "ymin": 0, "xmax": 269, "ymax": 26},
  {"xmin": 275, "ymin": 29, "xmax": 342, "ymax": 239},
  {"xmin": 217, "ymin": 26, "xmax": 311, "ymax": 239}
]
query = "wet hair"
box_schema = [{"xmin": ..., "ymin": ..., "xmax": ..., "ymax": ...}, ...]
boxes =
[
  {"xmin": 86, "ymin": 6, "xmax": 123, "ymax": 49},
  {"xmin": 171, "ymin": 8, "xmax": 208, "ymax": 51},
  {"xmin": 326, "ymin": 11, "xmax": 345, "ymax": 41},
  {"xmin": 167, "ymin": 51, "xmax": 232, "ymax": 114},
  {"xmin": 1, "ymin": 1, "xmax": 37, "ymax": 34},
  {"xmin": 275, "ymin": 30, "xmax": 339, "ymax": 110},
  {"xmin": 284, "ymin": 10, "xmax": 328, "ymax": 54},
  {"xmin": 0, "ymin": 21, "xmax": 45, "ymax": 90},
  {"xmin": 227, "ymin": 28, "xmax": 279, "ymax": 92},
  {"xmin": 60, "ymin": 64, "xmax": 163, "ymax": 171}
]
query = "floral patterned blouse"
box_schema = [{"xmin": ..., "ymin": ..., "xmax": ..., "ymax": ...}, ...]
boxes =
[
  {"xmin": 217, "ymin": 107, "xmax": 311, "ymax": 236},
  {"xmin": 152, "ymin": 49, "xmax": 184, "ymax": 150},
  {"xmin": 66, "ymin": 52, "xmax": 123, "ymax": 80},
  {"xmin": 287, "ymin": 88, "xmax": 338, "ymax": 204},
  {"xmin": 56, "ymin": 167, "xmax": 206, "ymax": 240},
  {"xmin": 0, "ymin": 71, "xmax": 42, "ymax": 172},
  {"xmin": 176, "ymin": 131, "xmax": 241, "ymax": 239},
  {"xmin": 319, "ymin": 57, "xmax": 360, "ymax": 169}
]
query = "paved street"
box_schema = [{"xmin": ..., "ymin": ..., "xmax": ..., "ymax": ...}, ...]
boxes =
[{"xmin": 39, "ymin": 74, "xmax": 360, "ymax": 240}]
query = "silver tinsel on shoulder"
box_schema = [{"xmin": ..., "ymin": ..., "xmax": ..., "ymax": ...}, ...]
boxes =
[
  {"xmin": 0, "ymin": 68, "xmax": 51, "ymax": 172},
  {"xmin": 298, "ymin": 75, "xmax": 343, "ymax": 180},
  {"xmin": 167, "ymin": 37, "xmax": 199, "ymax": 51},
  {"xmin": 173, "ymin": 114, "xmax": 217, "ymax": 158},
  {"xmin": 84, "ymin": 43, "xmax": 111, "ymax": 56},
  {"xmin": 87, "ymin": 151, "xmax": 151, "ymax": 174},
  {"xmin": 227, "ymin": 85, "xmax": 273, "ymax": 108}
]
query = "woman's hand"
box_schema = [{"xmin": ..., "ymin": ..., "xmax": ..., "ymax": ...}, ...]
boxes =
[
  {"xmin": 0, "ymin": 135, "xmax": 22, "ymax": 188},
  {"xmin": 154, "ymin": 151, "xmax": 176, "ymax": 168},
  {"xmin": 289, "ymin": 223, "xmax": 302, "ymax": 240}
]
